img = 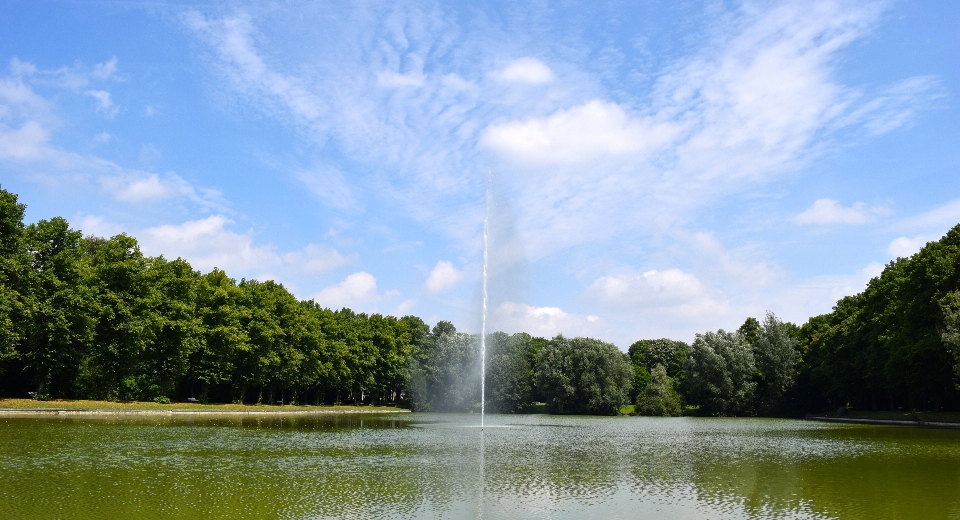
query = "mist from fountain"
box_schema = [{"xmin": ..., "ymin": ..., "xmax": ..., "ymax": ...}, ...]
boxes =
[{"xmin": 480, "ymin": 171, "xmax": 491, "ymax": 430}]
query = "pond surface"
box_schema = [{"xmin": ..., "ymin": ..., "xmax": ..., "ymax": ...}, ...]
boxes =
[{"xmin": 1, "ymin": 413, "xmax": 959, "ymax": 519}]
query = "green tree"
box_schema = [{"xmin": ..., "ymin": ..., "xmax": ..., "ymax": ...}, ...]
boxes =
[
  {"xmin": 636, "ymin": 364, "xmax": 682, "ymax": 416},
  {"xmin": 20, "ymin": 218, "xmax": 97, "ymax": 397},
  {"xmin": 940, "ymin": 291, "xmax": 960, "ymax": 389},
  {"xmin": 142, "ymin": 257, "xmax": 203, "ymax": 400},
  {"xmin": 487, "ymin": 332, "xmax": 535, "ymax": 413},
  {"xmin": 684, "ymin": 330, "xmax": 756, "ymax": 415},
  {"xmin": 0, "ymin": 188, "xmax": 30, "ymax": 363},
  {"xmin": 628, "ymin": 338, "xmax": 688, "ymax": 401},
  {"xmin": 535, "ymin": 335, "xmax": 633, "ymax": 415},
  {"xmin": 190, "ymin": 269, "xmax": 246, "ymax": 400},
  {"xmin": 738, "ymin": 317, "xmax": 761, "ymax": 347},
  {"xmin": 81, "ymin": 234, "xmax": 156, "ymax": 400},
  {"xmin": 753, "ymin": 311, "xmax": 799, "ymax": 415}
]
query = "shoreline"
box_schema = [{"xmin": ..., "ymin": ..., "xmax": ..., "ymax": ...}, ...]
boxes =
[
  {"xmin": 0, "ymin": 407, "xmax": 410, "ymax": 416},
  {"xmin": 806, "ymin": 415, "xmax": 960, "ymax": 428}
]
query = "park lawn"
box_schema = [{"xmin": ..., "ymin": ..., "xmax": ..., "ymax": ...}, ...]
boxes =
[{"xmin": 0, "ymin": 398, "xmax": 406, "ymax": 412}]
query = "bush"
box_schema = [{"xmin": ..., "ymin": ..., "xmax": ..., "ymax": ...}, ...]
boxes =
[{"xmin": 153, "ymin": 395, "xmax": 171, "ymax": 404}]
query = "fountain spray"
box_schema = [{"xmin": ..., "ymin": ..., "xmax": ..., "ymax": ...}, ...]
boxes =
[{"xmin": 480, "ymin": 170, "xmax": 491, "ymax": 430}]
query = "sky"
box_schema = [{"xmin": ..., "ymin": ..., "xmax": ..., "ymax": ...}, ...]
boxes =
[{"xmin": 1, "ymin": 0, "xmax": 958, "ymax": 347}]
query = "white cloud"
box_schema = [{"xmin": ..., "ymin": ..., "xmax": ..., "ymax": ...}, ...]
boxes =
[
  {"xmin": 393, "ymin": 299, "xmax": 416, "ymax": 316},
  {"xmin": 481, "ymin": 100, "xmax": 681, "ymax": 166},
  {"xmin": 139, "ymin": 215, "xmax": 279, "ymax": 272},
  {"xmin": 0, "ymin": 121, "xmax": 48, "ymax": 159},
  {"xmin": 893, "ymin": 197, "xmax": 960, "ymax": 234},
  {"xmin": 96, "ymin": 171, "xmax": 224, "ymax": 209},
  {"xmin": 493, "ymin": 58, "xmax": 555, "ymax": 84},
  {"xmin": 294, "ymin": 165, "xmax": 358, "ymax": 209},
  {"xmin": 587, "ymin": 269, "xmax": 708, "ymax": 307},
  {"xmin": 93, "ymin": 132, "xmax": 112, "ymax": 143},
  {"xmin": 85, "ymin": 89, "xmax": 119, "ymax": 118},
  {"xmin": 311, "ymin": 271, "xmax": 383, "ymax": 309},
  {"xmin": 424, "ymin": 260, "xmax": 463, "ymax": 293},
  {"xmin": 791, "ymin": 198, "xmax": 876, "ymax": 225},
  {"xmin": 137, "ymin": 215, "xmax": 353, "ymax": 279},
  {"xmin": 183, "ymin": 11, "xmax": 325, "ymax": 121},
  {"xmin": 282, "ymin": 244, "xmax": 351, "ymax": 272},
  {"xmin": 492, "ymin": 301, "xmax": 603, "ymax": 339},
  {"xmin": 377, "ymin": 71, "xmax": 425, "ymax": 88},
  {"xmin": 91, "ymin": 57, "xmax": 118, "ymax": 80},
  {"xmin": 109, "ymin": 173, "xmax": 171, "ymax": 202},
  {"xmin": 888, "ymin": 236, "xmax": 927, "ymax": 258},
  {"xmin": 74, "ymin": 213, "xmax": 125, "ymax": 238},
  {"xmin": 144, "ymin": 106, "xmax": 158, "ymax": 117}
]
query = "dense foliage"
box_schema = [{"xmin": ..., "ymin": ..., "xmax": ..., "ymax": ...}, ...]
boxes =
[
  {"xmin": 534, "ymin": 336, "xmax": 633, "ymax": 415},
  {"xmin": 2, "ymin": 187, "xmax": 959, "ymax": 415},
  {"xmin": 799, "ymin": 225, "xmax": 960, "ymax": 411}
]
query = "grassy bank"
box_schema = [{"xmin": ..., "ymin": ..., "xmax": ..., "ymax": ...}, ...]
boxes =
[{"xmin": 0, "ymin": 398, "xmax": 407, "ymax": 413}]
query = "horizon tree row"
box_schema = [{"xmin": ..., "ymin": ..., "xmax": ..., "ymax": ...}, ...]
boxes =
[{"xmin": 3, "ymin": 187, "xmax": 959, "ymax": 415}]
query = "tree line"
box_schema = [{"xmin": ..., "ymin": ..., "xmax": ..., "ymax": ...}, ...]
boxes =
[{"xmin": 1, "ymin": 187, "xmax": 958, "ymax": 415}]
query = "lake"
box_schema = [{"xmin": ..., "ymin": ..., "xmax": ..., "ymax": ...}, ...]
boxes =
[{"xmin": 1, "ymin": 413, "xmax": 958, "ymax": 519}]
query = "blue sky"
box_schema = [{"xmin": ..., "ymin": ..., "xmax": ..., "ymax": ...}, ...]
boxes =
[{"xmin": 1, "ymin": 0, "xmax": 957, "ymax": 347}]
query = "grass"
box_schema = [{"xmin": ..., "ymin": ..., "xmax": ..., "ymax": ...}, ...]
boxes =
[
  {"xmin": 619, "ymin": 404, "xmax": 635, "ymax": 415},
  {"xmin": 0, "ymin": 398, "xmax": 407, "ymax": 412}
]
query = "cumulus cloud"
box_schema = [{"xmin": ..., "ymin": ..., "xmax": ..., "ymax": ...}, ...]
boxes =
[
  {"xmin": 493, "ymin": 58, "xmax": 555, "ymax": 84},
  {"xmin": 791, "ymin": 198, "xmax": 881, "ymax": 225},
  {"xmin": 492, "ymin": 301, "xmax": 602, "ymax": 339},
  {"xmin": 311, "ymin": 272, "xmax": 383, "ymax": 309},
  {"xmin": 888, "ymin": 236, "xmax": 927, "ymax": 258},
  {"xmin": 139, "ymin": 215, "xmax": 278, "ymax": 272},
  {"xmin": 96, "ymin": 171, "xmax": 225, "ymax": 209},
  {"xmin": 587, "ymin": 269, "xmax": 708, "ymax": 307},
  {"xmin": 74, "ymin": 213, "xmax": 125, "ymax": 238},
  {"xmin": 424, "ymin": 260, "xmax": 463, "ymax": 293},
  {"xmin": 481, "ymin": 100, "xmax": 681, "ymax": 166},
  {"xmin": 135, "ymin": 215, "xmax": 350, "ymax": 277}
]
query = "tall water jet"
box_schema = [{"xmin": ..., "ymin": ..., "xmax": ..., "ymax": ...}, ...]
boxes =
[{"xmin": 480, "ymin": 171, "xmax": 491, "ymax": 429}]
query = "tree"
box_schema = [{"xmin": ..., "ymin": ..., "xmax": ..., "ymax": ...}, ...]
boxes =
[
  {"xmin": 535, "ymin": 335, "xmax": 633, "ymax": 415},
  {"xmin": 941, "ymin": 291, "xmax": 960, "ymax": 389},
  {"xmin": 684, "ymin": 330, "xmax": 756, "ymax": 415},
  {"xmin": 142, "ymin": 257, "xmax": 203, "ymax": 400},
  {"xmin": 190, "ymin": 269, "xmax": 246, "ymax": 400},
  {"xmin": 636, "ymin": 364, "xmax": 682, "ymax": 416},
  {"xmin": 628, "ymin": 338, "xmax": 688, "ymax": 402},
  {"xmin": 738, "ymin": 317, "xmax": 761, "ymax": 347},
  {"xmin": 754, "ymin": 311, "xmax": 799, "ymax": 415},
  {"xmin": 20, "ymin": 218, "xmax": 97, "ymax": 397},
  {"xmin": 0, "ymin": 188, "xmax": 30, "ymax": 364},
  {"xmin": 80, "ymin": 234, "xmax": 156, "ymax": 400},
  {"xmin": 487, "ymin": 332, "xmax": 535, "ymax": 413}
]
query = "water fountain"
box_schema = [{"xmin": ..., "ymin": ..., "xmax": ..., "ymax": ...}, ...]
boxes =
[{"xmin": 480, "ymin": 170, "xmax": 491, "ymax": 430}]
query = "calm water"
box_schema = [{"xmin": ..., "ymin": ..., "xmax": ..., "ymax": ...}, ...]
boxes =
[{"xmin": 1, "ymin": 413, "xmax": 959, "ymax": 519}]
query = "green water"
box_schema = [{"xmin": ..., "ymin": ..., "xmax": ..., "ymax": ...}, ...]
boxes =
[{"xmin": 1, "ymin": 414, "xmax": 959, "ymax": 519}]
